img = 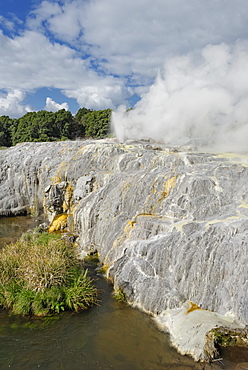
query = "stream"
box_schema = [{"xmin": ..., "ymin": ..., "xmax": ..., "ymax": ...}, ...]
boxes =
[{"xmin": 0, "ymin": 216, "xmax": 247, "ymax": 370}]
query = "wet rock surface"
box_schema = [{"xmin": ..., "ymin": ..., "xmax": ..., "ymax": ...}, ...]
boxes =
[{"xmin": 0, "ymin": 140, "xmax": 247, "ymax": 361}]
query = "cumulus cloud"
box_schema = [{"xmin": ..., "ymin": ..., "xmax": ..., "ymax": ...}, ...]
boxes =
[
  {"xmin": 27, "ymin": 0, "xmax": 83, "ymax": 44},
  {"xmin": 0, "ymin": 29, "xmax": 128, "ymax": 112},
  {"xmin": 29, "ymin": 0, "xmax": 248, "ymax": 83},
  {"xmin": 0, "ymin": 30, "xmax": 87, "ymax": 90},
  {"xmin": 112, "ymin": 42, "xmax": 248, "ymax": 152},
  {"xmin": 64, "ymin": 81, "xmax": 132, "ymax": 110},
  {"xmin": 0, "ymin": 90, "xmax": 31, "ymax": 117},
  {"xmin": 1, "ymin": 0, "xmax": 248, "ymax": 119},
  {"xmin": 44, "ymin": 97, "xmax": 69, "ymax": 112}
]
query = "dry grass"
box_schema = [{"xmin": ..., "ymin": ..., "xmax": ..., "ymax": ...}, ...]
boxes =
[{"xmin": 0, "ymin": 231, "xmax": 98, "ymax": 315}]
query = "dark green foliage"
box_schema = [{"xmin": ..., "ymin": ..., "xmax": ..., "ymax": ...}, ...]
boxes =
[
  {"xmin": 75, "ymin": 108, "xmax": 112, "ymax": 138},
  {"xmin": 11, "ymin": 110, "xmax": 77, "ymax": 145},
  {"xmin": 84, "ymin": 109, "xmax": 111, "ymax": 138},
  {"xmin": 0, "ymin": 106, "xmax": 112, "ymax": 147},
  {"xmin": 11, "ymin": 111, "xmax": 50, "ymax": 145},
  {"xmin": 75, "ymin": 107, "xmax": 92, "ymax": 124},
  {"xmin": 53, "ymin": 109, "xmax": 75, "ymax": 139},
  {"xmin": 0, "ymin": 231, "xmax": 98, "ymax": 316},
  {"xmin": 0, "ymin": 115, "xmax": 14, "ymax": 147}
]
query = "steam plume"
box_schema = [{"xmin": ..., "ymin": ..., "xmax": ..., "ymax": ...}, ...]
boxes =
[{"xmin": 112, "ymin": 42, "xmax": 248, "ymax": 152}]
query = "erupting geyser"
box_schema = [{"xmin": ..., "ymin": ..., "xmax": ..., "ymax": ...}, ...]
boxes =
[{"xmin": 112, "ymin": 42, "xmax": 248, "ymax": 152}]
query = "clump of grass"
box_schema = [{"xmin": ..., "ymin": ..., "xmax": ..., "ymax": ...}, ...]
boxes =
[
  {"xmin": 112, "ymin": 288, "xmax": 126, "ymax": 303},
  {"xmin": 0, "ymin": 231, "xmax": 98, "ymax": 316}
]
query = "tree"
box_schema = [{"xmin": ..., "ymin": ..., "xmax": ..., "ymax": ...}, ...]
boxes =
[
  {"xmin": 75, "ymin": 108, "xmax": 112, "ymax": 138},
  {"xmin": 3, "ymin": 107, "xmax": 112, "ymax": 147},
  {"xmin": 11, "ymin": 110, "xmax": 79, "ymax": 145},
  {"xmin": 75, "ymin": 107, "xmax": 92, "ymax": 123},
  {"xmin": 74, "ymin": 107, "xmax": 93, "ymax": 137},
  {"xmin": 86, "ymin": 109, "xmax": 112, "ymax": 138},
  {"xmin": 11, "ymin": 111, "xmax": 54, "ymax": 145},
  {"xmin": 0, "ymin": 115, "xmax": 14, "ymax": 147},
  {"xmin": 54, "ymin": 109, "xmax": 75, "ymax": 139}
]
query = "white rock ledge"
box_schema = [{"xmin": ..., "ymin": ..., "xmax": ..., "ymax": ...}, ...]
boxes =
[
  {"xmin": 0, "ymin": 140, "xmax": 247, "ymax": 362},
  {"xmin": 154, "ymin": 301, "xmax": 244, "ymax": 362}
]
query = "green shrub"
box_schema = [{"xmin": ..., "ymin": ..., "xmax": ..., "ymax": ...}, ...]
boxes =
[{"xmin": 0, "ymin": 232, "xmax": 98, "ymax": 315}]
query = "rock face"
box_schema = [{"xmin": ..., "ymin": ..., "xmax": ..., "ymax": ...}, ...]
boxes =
[{"xmin": 0, "ymin": 140, "xmax": 247, "ymax": 361}]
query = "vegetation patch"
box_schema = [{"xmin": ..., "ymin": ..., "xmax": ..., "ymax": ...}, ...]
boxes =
[
  {"xmin": 0, "ymin": 107, "xmax": 112, "ymax": 147},
  {"xmin": 97, "ymin": 264, "xmax": 109, "ymax": 275},
  {"xmin": 207, "ymin": 326, "xmax": 248, "ymax": 349},
  {"xmin": 0, "ymin": 231, "xmax": 98, "ymax": 316},
  {"xmin": 84, "ymin": 251, "xmax": 100, "ymax": 265},
  {"xmin": 112, "ymin": 288, "xmax": 126, "ymax": 303}
]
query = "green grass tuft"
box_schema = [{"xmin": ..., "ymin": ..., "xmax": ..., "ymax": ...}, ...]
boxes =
[
  {"xmin": 0, "ymin": 231, "xmax": 98, "ymax": 316},
  {"xmin": 112, "ymin": 288, "xmax": 126, "ymax": 303}
]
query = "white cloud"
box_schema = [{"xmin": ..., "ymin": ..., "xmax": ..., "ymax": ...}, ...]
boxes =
[
  {"xmin": 27, "ymin": 1, "xmax": 62, "ymax": 32},
  {"xmin": 112, "ymin": 42, "xmax": 248, "ymax": 152},
  {"xmin": 0, "ymin": 92, "xmax": 69, "ymax": 117},
  {"xmin": 44, "ymin": 97, "xmax": 69, "ymax": 112},
  {"xmin": 0, "ymin": 15, "xmax": 15, "ymax": 31},
  {"xmin": 0, "ymin": 90, "xmax": 31, "ymax": 117},
  {"xmin": 0, "ymin": 30, "xmax": 84, "ymax": 90},
  {"xmin": 0, "ymin": 14, "xmax": 23, "ymax": 32},
  {"xmin": 0, "ymin": 29, "xmax": 128, "ymax": 112},
  {"xmin": 27, "ymin": 0, "xmax": 82, "ymax": 43},
  {"xmin": 64, "ymin": 81, "xmax": 132, "ymax": 110},
  {"xmin": 29, "ymin": 0, "xmax": 248, "ymax": 82},
  {"xmin": 1, "ymin": 0, "xmax": 248, "ymax": 117}
]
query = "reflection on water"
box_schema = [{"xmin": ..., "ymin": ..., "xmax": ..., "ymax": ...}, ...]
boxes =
[
  {"xmin": 0, "ymin": 275, "xmax": 201, "ymax": 370},
  {"xmin": 0, "ymin": 215, "xmax": 45, "ymax": 248},
  {"xmin": 0, "ymin": 216, "xmax": 247, "ymax": 369}
]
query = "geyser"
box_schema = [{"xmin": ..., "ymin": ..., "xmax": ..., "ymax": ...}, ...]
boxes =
[{"xmin": 112, "ymin": 42, "xmax": 248, "ymax": 152}]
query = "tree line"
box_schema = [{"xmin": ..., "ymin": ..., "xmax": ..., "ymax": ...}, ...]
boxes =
[{"xmin": 0, "ymin": 107, "xmax": 112, "ymax": 147}]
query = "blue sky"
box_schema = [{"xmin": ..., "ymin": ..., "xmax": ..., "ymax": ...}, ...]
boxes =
[{"xmin": 0, "ymin": 0, "xmax": 248, "ymax": 118}]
